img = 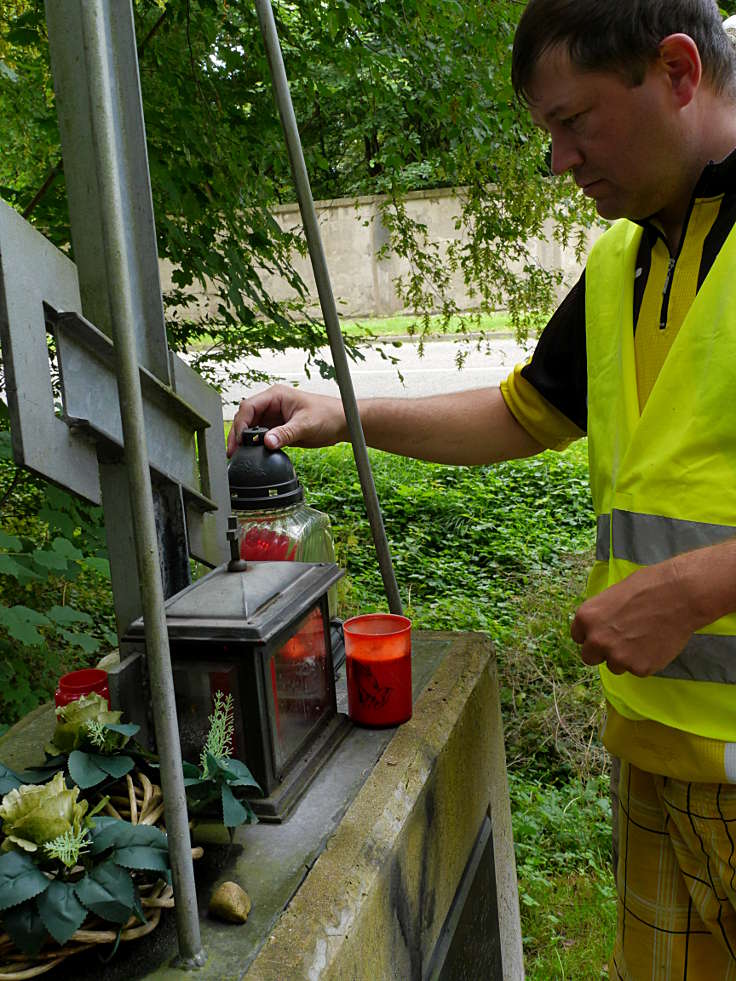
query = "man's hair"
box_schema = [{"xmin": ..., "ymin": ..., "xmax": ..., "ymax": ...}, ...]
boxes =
[{"xmin": 512, "ymin": 0, "xmax": 736, "ymax": 102}]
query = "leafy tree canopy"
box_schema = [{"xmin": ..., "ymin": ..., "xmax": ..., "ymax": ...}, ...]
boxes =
[{"xmin": 2, "ymin": 0, "xmax": 595, "ymax": 385}]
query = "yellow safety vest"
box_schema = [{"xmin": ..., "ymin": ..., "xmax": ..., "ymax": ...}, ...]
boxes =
[{"xmin": 585, "ymin": 219, "xmax": 736, "ymax": 741}]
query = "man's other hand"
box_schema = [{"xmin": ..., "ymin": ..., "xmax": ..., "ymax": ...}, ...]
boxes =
[
  {"xmin": 226, "ymin": 385, "xmax": 347, "ymax": 457},
  {"xmin": 570, "ymin": 559, "xmax": 699, "ymax": 677}
]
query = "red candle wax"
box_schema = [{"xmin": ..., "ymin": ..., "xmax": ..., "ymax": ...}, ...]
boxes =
[
  {"xmin": 344, "ymin": 614, "xmax": 412, "ymax": 727},
  {"xmin": 55, "ymin": 668, "xmax": 110, "ymax": 708}
]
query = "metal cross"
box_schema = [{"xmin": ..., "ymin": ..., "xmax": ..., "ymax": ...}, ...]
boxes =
[{"xmin": 0, "ymin": 0, "xmax": 231, "ymax": 964}]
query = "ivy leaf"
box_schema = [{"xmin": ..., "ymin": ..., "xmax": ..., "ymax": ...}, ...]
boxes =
[
  {"xmin": 0, "ymin": 529, "xmax": 22, "ymax": 551},
  {"xmin": 2, "ymin": 901, "xmax": 48, "ymax": 955},
  {"xmin": 37, "ymin": 879, "xmax": 88, "ymax": 945},
  {"xmin": 0, "ymin": 605, "xmax": 49, "ymax": 646},
  {"xmin": 75, "ymin": 861, "xmax": 134, "ymax": 924},
  {"xmin": 45, "ymin": 605, "xmax": 92, "ymax": 626},
  {"xmin": 31, "ymin": 549, "xmax": 72, "ymax": 572},
  {"xmin": 0, "ymin": 556, "xmax": 41, "ymax": 584},
  {"xmin": 81, "ymin": 556, "xmax": 111, "ymax": 578},
  {"xmin": 58, "ymin": 628, "xmax": 100, "ymax": 654},
  {"xmin": 51, "ymin": 538, "xmax": 83, "ymax": 561},
  {"xmin": 0, "ymin": 851, "xmax": 50, "ymax": 911}
]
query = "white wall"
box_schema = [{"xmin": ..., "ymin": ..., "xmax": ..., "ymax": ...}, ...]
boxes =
[{"xmin": 160, "ymin": 187, "xmax": 599, "ymax": 322}]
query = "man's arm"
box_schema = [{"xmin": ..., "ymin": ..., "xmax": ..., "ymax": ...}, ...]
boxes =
[
  {"xmin": 571, "ymin": 539, "xmax": 736, "ymax": 676},
  {"xmin": 227, "ymin": 384, "xmax": 544, "ymax": 466}
]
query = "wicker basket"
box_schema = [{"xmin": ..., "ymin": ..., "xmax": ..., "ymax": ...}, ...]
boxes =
[{"xmin": 0, "ymin": 769, "xmax": 202, "ymax": 978}]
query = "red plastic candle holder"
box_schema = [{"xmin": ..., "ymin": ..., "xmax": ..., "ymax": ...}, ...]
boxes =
[
  {"xmin": 344, "ymin": 614, "xmax": 412, "ymax": 727},
  {"xmin": 55, "ymin": 668, "xmax": 110, "ymax": 709}
]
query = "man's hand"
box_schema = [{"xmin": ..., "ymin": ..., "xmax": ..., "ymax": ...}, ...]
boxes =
[
  {"xmin": 226, "ymin": 385, "xmax": 347, "ymax": 457},
  {"xmin": 570, "ymin": 557, "xmax": 700, "ymax": 676}
]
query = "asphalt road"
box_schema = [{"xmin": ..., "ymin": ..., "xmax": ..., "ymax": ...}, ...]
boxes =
[{"xmin": 219, "ymin": 334, "xmax": 534, "ymax": 418}]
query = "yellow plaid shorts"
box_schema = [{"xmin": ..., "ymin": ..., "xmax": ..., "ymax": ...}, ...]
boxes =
[{"xmin": 611, "ymin": 760, "xmax": 736, "ymax": 980}]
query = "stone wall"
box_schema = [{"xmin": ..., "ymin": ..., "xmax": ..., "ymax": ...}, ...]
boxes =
[{"xmin": 160, "ymin": 187, "xmax": 599, "ymax": 321}]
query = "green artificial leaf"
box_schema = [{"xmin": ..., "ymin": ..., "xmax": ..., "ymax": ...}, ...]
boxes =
[
  {"xmin": 68, "ymin": 751, "xmax": 134, "ymax": 788},
  {"xmin": 68, "ymin": 751, "xmax": 108, "ymax": 789},
  {"xmin": 182, "ymin": 761, "xmax": 201, "ymax": 779},
  {"xmin": 2, "ymin": 901, "xmax": 48, "ymax": 955},
  {"xmin": 75, "ymin": 861, "xmax": 134, "ymax": 924},
  {"xmin": 90, "ymin": 819, "xmax": 167, "ymax": 856},
  {"xmin": 221, "ymin": 782, "xmax": 251, "ymax": 828},
  {"xmin": 0, "ymin": 851, "xmax": 50, "ymax": 911},
  {"xmin": 18, "ymin": 758, "xmax": 65, "ymax": 785},
  {"xmin": 131, "ymin": 886, "xmax": 147, "ymax": 926},
  {"xmin": 218, "ymin": 757, "xmax": 261, "ymax": 791},
  {"xmin": 37, "ymin": 879, "xmax": 88, "ymax": 945},
  {"xmin": 183, "ymin": 776, "xmax": 206, "ymax": 788},
  {"xmin": 113, "ymin": 845, "xmax": 170, "ymax": 875},
  {"xmin": 104, "ymin": 723, "xmax": 140, "ymax": 739},
  {"xmin": 97, "ymin": 755, "xmax": 135, "ymax": 779},
  {"xmin": 0, "ymin": 763, "xmax": 23, "ymax": 796}
]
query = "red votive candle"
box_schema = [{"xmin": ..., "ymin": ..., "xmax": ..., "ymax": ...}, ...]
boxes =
[
  {"xmin": 344, "ymin": 614, "xmax": 412, "ymax": 727},
  {"xmin": 55, "ymin": 668, "xmax": 110, "ymax": 709}
]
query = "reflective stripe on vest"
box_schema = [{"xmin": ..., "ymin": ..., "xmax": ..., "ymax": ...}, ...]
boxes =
[
  {"xmin": 595, "ymin": 509, "xmax": 736, "ymax": 683},
  {"xmin": 596, "ymin": 510, "xmax": 736, "ymax": 564}
]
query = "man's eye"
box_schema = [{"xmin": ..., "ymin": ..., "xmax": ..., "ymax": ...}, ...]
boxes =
[{"xmin": 563, "ymin": 112, "xmax": 581, "ymax": 126}]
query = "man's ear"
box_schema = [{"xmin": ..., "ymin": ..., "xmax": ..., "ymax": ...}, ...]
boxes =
[{"xmin": 657, "ymin": 33, "xmax": 702, "ymax": 108}]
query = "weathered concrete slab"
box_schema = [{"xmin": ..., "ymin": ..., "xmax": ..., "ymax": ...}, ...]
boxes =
[{"xmin": 0, "ymin": 632, "xmax": 522, "ymax": 980}]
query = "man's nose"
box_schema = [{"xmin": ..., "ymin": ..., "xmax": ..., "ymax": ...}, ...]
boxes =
[{"xmin": 549, "ymin": 136, "xmax": 584, "ymax": 176}]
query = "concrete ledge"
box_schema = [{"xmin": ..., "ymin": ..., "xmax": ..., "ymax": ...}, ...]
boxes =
[{"xmin": 245, "ymin": 632, "xmax": 522, "ymax": 980}]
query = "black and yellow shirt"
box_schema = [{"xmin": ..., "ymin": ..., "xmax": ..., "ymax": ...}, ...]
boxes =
[{"xmin": 499, "ymin": 148, "xmax": 736, "ymax": 782}]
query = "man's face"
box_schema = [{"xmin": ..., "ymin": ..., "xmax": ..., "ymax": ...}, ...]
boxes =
[{"xmin": 527, "ymin": 45, "xmax": 684, "ymax": 223}]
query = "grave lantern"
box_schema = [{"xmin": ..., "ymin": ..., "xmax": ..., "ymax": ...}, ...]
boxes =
[{"xmin": 123, "ymin": 517, "xmax": 349, "ymax": 821}]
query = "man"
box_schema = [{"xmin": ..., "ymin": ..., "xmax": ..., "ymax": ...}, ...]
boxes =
[{"xmin": 229, "ymin": 2, "xmax": 736, "ymax": 975}]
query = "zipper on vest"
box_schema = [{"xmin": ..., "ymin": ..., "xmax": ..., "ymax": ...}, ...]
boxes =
[
  {"xmin": 645, "ymin": 189, "xmax": 697, "ymax": 331},
  {"xmin": 659, "ymin": 257, "xmax": 676, "ymax": 329}
]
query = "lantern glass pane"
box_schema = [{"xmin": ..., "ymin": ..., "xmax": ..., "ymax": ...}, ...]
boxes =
[
  {"xmin": 270, "ymin": 605, "xmax": 330, "ymax": 772},
  {"xmin": 173, "ymin": 661, "xmax": 245, "ymax": 763}
]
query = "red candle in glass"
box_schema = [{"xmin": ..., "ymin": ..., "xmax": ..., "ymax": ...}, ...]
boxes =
[
  {"xmin": 55, "ymin": 668, "xmax": 110, "ymax": 708},
  {"xmin": 344, "ymin": 614, "xmax": 412, "ymax": 727}
]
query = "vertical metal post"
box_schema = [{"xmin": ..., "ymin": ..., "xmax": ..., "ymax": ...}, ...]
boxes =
[
  {"xmin": 254, "ymin": 0, "xmax": 403, "ymax": 616},
  {"xmin": 45, "ymin": 0, "xmax": 191, "ymax": 638},
  {"xmin": 45, "ymin": 1, "xmax": 203, "ymax": 965}
]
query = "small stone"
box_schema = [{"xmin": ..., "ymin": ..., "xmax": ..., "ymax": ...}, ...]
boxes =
[{"xmin": 209, "ymin": 881, "xmax": 251, "ymax": 924}]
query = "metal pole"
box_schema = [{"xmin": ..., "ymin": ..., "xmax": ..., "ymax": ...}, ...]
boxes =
[
  {"xmin": 47, "ymin": 1, "xmax": 204, "ymax": 965},
  {"xmin": 254, "ymin": 0, "xmax": 403, "ymax": 616}
]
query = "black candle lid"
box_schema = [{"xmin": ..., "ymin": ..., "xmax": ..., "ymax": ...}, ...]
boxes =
[{"xmin": 228, "ymin": 427, "xmax": 304, "ymax": 510}]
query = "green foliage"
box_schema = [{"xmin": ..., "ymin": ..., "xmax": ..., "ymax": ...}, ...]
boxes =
[
  {"xmin": 184, "ymin": 691, "xmax": 260, "ymax": 828},
  {"xmin": 0, "ymin": 429, "xmax": 116, "ymax": 726},
  {"xmin": 199, "ymin": 690, "xmax": 235, "ymax": 776},
  {"xmin": 0, "ymin": 798, "xmax": 170, "ymax": 955},
  {"xmin": 292, "ymin": 441, "xmax": 594, "ymax": 637},
  {"xmin": 0, "ymin": 0, "xmax": 592, "ymax": 386}
]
